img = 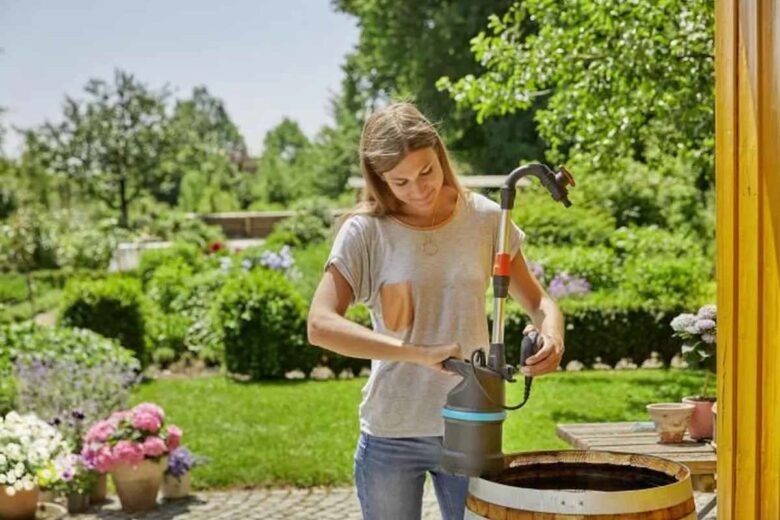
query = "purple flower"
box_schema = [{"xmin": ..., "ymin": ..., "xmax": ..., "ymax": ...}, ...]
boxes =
[
  {"xmin": 528, "ymin": 261, "xmax": 545, "ymax": 281},
  {"xmin": 259, "ymin": 245, "xmax": 295, "ymax": 272},
  {"xmin": 166, "ymin": 447, "xmax": 194, "ymax": 477},
  {"xmin": 548, "ymin": 272, "xmax": 591, "ymax": 299},
  {"xmin": 695, "ymin": 319, "xmax": 716, "ymax": 333},
  {"xmin": 697, "ymin": 304, "xmax": 717, "ymax": 321}
]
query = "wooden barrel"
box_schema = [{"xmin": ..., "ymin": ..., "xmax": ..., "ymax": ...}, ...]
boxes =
[{"xmin": 465, "ymin": 450, "xmax": 696, "ymax": 519}]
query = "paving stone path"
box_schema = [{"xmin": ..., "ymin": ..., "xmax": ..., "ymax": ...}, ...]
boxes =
[{"xmin": 66, "ymin": 483, "xmax": 716, "ymax": 519}]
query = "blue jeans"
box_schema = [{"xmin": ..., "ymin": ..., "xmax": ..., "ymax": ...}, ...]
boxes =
[{"xmin": 354, "ymin": 432, "xmax": 469, "ymax": 520}]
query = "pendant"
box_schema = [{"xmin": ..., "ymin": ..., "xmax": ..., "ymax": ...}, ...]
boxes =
[{"xmin": 422, "ymin": 235, "xmax": 438, "ymax": 256}]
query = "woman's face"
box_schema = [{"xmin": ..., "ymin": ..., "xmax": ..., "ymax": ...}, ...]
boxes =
[{"xmin": 381, "ymin": 147, "xmax": 444, "ymax": 214}]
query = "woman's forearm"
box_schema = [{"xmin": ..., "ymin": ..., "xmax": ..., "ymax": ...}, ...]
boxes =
[
  {"xmin": 307, "ymin": 310, "xmax": 428, "ymax": 364},
  {"xmin": 529, "ymin": 295, "xmax": 565, "ymax": 341}
]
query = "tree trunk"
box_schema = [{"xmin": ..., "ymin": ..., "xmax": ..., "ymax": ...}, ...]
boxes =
[{"xmin": 119, "ymin": 177, "xmax": 129, "ymax": 228}]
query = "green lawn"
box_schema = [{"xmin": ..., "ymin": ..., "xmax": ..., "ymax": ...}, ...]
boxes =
[{"xmin": 131, "ymin": 369, "xmax": 704, "ymax": 489}]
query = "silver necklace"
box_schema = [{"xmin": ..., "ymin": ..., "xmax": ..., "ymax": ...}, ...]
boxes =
[{"xmin": 421, "ymin": 195, "xmax": 441, "ymax": 256}]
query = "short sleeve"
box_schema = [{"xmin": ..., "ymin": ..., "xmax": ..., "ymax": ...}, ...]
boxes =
[
  {"xmin": 324, "ymin": 216, "xmax": 372, "ymax": 305},
  {"xmin": 508, "ymin": 221, "xmax": 526, "ymax": 260}
]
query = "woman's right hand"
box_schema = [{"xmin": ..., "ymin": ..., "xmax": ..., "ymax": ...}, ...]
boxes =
[{"xmin": 410, "ymin": 343, "xmax": 462, "ymax": 374}]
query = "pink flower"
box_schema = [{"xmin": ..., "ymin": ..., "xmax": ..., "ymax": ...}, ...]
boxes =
[
  {"xmin": 133, "ymin": 403, "xmax": 165, "ymax": 422},
  {"xmin": 166, "ymin": 425, "xmax": 182, "ymax": 451},
  {"xmin": 112, "ymin": 441, "xmax": 144, "ymax": 467},
  {"xmin": 85, "ymin": 420, "xmax": 116, "ymax": 443},
  {"xmin": 142, "ymin": 436, "xmax": 168, "ymax": 457},
  {"xmin": 132, "ymin": 411, "xmax": 162, "ymax": 433},
  {"xmin": 109, "ymin": 411, "xmax": 131, "ymax": 424},
  {"xmin": 90, "ymin": 445, "xmax": 115, "ymax": 473}
]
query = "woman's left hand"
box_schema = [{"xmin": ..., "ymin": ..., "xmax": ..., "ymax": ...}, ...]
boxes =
[{"xmin": 521, "ymin": 325, "xmax": 565, "ymax": 377}]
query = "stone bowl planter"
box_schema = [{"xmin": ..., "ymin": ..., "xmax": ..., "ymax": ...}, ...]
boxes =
[{"xmin": 647, "ymin": 403, "xmax": 695, "ymax": 443}]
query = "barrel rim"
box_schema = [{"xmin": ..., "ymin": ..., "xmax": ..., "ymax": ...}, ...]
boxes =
[{"xmin": 468, "ymin": 450, "xmax": 693, "ymax": 515}]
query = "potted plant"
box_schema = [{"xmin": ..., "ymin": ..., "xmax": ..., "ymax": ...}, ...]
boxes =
[
  {"xmin": 0, "ymin": 412, "xmax": 69, "ymax": 520},
  {"xmin": 162, "ymin": 446, "xmax": 205, "ymax": 499},
  {"xmin": 671, "ymin": 303, "xmax": 717, "ymax": 440},
  {"xmin": 81, "ymin": 403, "xmax": 182, "ymax": 512},
  {"xmin": 51, "ymin": 453, "xmax": 97, "ymax": 514}
]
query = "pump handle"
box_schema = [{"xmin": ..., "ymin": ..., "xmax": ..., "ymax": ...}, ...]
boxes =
[{"xmin": 520, "ymin": 331, "xmax": 544, "ymax": 369}]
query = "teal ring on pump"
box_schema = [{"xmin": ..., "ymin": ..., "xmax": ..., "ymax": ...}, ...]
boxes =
[{"xmin": 441, "ymin": 408, "xmax": 506, "ymax": 422}]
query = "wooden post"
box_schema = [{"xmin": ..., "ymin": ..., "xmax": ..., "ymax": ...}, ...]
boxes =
[{"xmin": 715, "ymin": 0, "xmax": 780, "ymax": 518}]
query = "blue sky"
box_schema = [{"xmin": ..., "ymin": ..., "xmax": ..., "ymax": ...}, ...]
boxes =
[{"xmin": 0, "ymin": 0, "xmax": 359, "ymax": 156}]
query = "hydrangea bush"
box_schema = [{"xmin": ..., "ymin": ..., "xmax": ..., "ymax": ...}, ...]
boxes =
[
  {"xmin": 671, "ymin": 304, "xmax": 717, "ymax": 397},
  {"xmin": 0, "ymin": 412, "xmax": 70, "ymax": 496},
  {"xmin": 81, "ymin": 403, "xmax": 182, "ymax": 473}
]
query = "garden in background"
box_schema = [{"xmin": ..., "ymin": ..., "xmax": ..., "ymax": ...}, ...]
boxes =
[{"xmin": 0, "ymin": 0, "xmax": 717, "ymax": 512}]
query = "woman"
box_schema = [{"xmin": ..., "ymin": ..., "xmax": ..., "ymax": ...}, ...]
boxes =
[{"xmin": 307, "ymin": 102, "xmax": 565, "ymax": 520}]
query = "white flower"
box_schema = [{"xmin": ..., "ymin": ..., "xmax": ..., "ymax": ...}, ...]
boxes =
[
  {"xmin": 697, "ymin": 304, "xmax": 716, "ymax": 321},
  {"xmin": 671, "ymin": 313, "xmax": 697, "ymax": 333},
  {"xmin": 4, "ymin": 485, "xmax": 15, "ymax": 497}
]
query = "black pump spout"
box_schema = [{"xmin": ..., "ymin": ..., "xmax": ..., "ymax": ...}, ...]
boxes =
[{"xmin": 501, "ymin": 164, "xmax": 576, "ymax": 211}]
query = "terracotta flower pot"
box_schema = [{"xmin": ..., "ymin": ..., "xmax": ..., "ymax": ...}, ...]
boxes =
[
  {"xmin": 0, "ymin": 485, "xmax": 39, "ymax": 520},
  {"xmin": 682, "ymin": 396, "xmax": 716, "ymax": 440},
  {"xmin": 646, "ymin": 403, "xmax": 695, "ymax": 443},
  {"xmin": 162, "ymin": 472, "xmax": 191, "ymax": 499},
  {"xmin": 110, "ymin": 458, "xmax": 167, "ymax": 512},
  {"xmin": 89, "ymin": 473, "xmax": 107, "ymax": 503}
]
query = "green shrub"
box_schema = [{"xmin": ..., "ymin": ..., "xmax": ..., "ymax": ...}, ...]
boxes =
[
  {"xmin": 59, "ymin": 277, "xmax": 148, "ymax": 366},
  {"xmin": 55, "ymin": 217, "xmax": 127, "ymax": 270},
  {"xmin": 570, "ymin": 153, "xmax": 707, "ymax": 233},
  {"xmin": 137, "ymin": 242, "xmax": 201, "ymax": 286},
  {"xmin": 608, "ymin": 225, "xmax": 706, "ymax": 260},
  {"xmin": 512, "ymin": 191, "xmax": 616, "ymax": 246},
  {"xmin": 146, "ymin": 257, "xmax": 194, "ymax": 312},
  {"xmin": 217, "ymin": 270, "xmax": 320, "ymax": 378},
  {"xmin": 500, "ymin": 290, "xmax": 707, "ymax": 369},
  {"xmin": 265, "ymin": 197, "xmax": 335, "ymax": 249},
  {"xmin": 0, "ymin": 322, "xmax": 139, "ymax": 415},
  {"xmin": 622, "ymin": 255, "xmax": 712, "ymax": 308},
  {"xmin": 290, "ymin": 241, "xmax": 331, "ymax": 302},
  {"xmin": 524, "ymin": 245, "xmax": 620, "ymax": 289}
]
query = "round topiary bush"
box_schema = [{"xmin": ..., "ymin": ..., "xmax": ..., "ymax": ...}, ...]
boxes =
[
  {"xmin": 59, "ymin": 276, "xmax": 148, "ymax": 366},
  {"xmin": 217, "ymin": 269, "xmax": 320, "ymax": 379}
]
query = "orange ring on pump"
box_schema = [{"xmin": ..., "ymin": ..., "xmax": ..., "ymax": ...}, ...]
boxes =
[{"xmin": 493, "ymin": 253, "xmax": 511, "ymax": 276}]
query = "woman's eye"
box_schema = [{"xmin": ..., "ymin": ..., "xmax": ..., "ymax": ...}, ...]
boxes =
[{"xmin": 421, "ymin": 168, "xmax": 432, "ymax": 176}]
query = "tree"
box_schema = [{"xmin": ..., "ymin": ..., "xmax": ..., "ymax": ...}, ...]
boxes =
[
  {"xmin": 438, "ymin": 0, "xmax": 715, "ymax": 184},
  {"xmin": 31, "ymin": 70, "xmax": 172, "ymax": 227},
  {"xmin": 253, "ymin": 118, "xmax": 312, "ymax": 205},
  {"xmin": 333, "ymin": 0, "xmax": 545, "ymax": 172},
  {"xmin": 161, "ymin": 86, "xmax": 249, "ymax": 207}
]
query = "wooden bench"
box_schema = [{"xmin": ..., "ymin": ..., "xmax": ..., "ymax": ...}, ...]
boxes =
[{"xmin": 556, "ymin": 421, "xmax": 717, "ymax": 491}]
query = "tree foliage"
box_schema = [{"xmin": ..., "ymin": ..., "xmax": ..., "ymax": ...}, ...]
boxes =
[
  {"xmin": 30, "ymin": 70, "xmax": 172, "ymax": 227},
  {"xmin": 334, "ymin": 0, "xmax": 545, "ymax": 172},
  {"xmin": 438, "ymin": 0, "xmax": 714, "ymax": 182}
]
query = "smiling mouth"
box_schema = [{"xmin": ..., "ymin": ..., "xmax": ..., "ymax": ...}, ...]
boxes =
[{"xmin": 413, "ymin": 191, "xmax": 435, "ymax": 205}]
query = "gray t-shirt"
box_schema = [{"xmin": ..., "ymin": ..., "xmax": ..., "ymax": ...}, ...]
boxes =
[{"xmin": 325, "ymin": 191, "xmax": 525, "ymax": 437}]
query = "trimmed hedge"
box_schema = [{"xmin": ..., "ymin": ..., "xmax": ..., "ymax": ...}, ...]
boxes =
[
  {"xmin": 501, "ymin": 291, "xmax": 697, "ymax": 368},
  {"xmin": 59, "ymin": 276, "xmax": 148, "ymax": 366},
  {"xmin": 217, "ymin": 269, "xmax": 321, "ymax": 379}
]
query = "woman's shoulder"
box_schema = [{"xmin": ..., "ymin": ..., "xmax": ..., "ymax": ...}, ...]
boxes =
[{"xmin": 463, "ymin": 190, "xmax": 501, "ymax": 216}]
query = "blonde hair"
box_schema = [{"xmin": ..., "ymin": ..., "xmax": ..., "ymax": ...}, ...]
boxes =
[{"xmin": 355, "ymin": 102, "xmax": 464, "ymax": 216}]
